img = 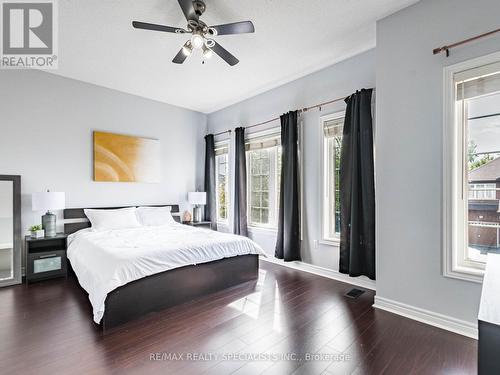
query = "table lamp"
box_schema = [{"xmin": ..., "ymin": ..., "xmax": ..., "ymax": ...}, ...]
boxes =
[
  {"xmin": 32, "ymin": 190, "xmax": 65, "ymax": 237},
  {"xmin": 188, "ymin": 192, "xmax": 206, "ymax": 223}
]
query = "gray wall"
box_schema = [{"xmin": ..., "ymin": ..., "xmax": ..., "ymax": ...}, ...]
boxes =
[
  {"xmin": 376, "ymin": 0, "xmax": 500, "ymax": 323},
  {"xmin": 207, "ymin": 49, "xmax": 375, "ymax": 276},
  {"xmin": 0, "ymin": 70, "xmax": 207, "ymax": 237}
]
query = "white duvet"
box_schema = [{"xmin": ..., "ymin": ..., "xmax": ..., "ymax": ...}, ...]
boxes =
[{"xmin": 67, "ymin": 223, "xmax": 265, "ymax": 323}]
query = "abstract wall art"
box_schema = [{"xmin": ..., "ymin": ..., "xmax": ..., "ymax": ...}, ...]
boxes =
[{"xmin": 93, "ymin": 131, "xmax": 160, "ymax": 183}]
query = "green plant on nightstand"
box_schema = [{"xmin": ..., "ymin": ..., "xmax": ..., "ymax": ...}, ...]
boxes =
[{"xmin": 29, "ymin": 224, "xmax": 45, "ymax": 239}]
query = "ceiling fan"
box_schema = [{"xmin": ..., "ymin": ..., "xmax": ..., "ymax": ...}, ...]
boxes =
[{"xmin": 132, "ymin": 0, "xmax": 255, "ymax": 66}]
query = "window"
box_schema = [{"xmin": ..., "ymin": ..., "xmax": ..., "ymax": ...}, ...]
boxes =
[
  {"xmin": 321, "ymin": 112, "xmax": 344, "ymax": 242},
  {"xmin": 468, "ymin": 183, "xmax": 496, "ymax": 200},
  {"xmin": 444, "ymin": 53, "xmax": 500, "ymax": 282},
  {"xmin": 246, "ymin": 132, "xmax": 281, "ymax": 229},
  {"xmin": 215, "ymin": 143, "xmax": 229, "ymax": 223}
]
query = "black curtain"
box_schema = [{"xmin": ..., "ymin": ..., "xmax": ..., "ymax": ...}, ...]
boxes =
[
  {"xmin": 339, "ymin": 89, "xmax": 375, "ymax": 280},
  {"xmin": 233, "ymin": 127, "xmax": 248, "ymax": 236},
  {"xmin": 275, "ymin": 110, "xmax": 301, "ymax": 261},
  {"xmin": 204, "ymin": 134, "xmax": 217, "ymax": 229}
]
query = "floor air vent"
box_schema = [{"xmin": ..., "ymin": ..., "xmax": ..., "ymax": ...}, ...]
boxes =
[{"xmin": 345, "ymin": 288, "xmax": 365, "ymax": 299}]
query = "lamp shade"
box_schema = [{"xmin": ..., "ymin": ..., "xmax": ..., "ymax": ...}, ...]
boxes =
[
  {"xmin": 188, "ymin": 192, "xmax": 206, "ymax": 205},
  {"xmin": 32, "ymin": 191, "xmax": 65, "ymax": 212}
]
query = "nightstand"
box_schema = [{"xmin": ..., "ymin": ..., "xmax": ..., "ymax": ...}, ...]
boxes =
[
  {"xmin": 183, "ymin": 221, "xmax": 213, "ymax": 230},
  {"xmin": 25, "ymin": 233, "xmax": 68, "ymax": 283}
]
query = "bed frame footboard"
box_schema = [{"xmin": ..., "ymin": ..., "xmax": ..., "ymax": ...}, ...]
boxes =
[{"xmin": 102, "ymin": 254, "xmax": 259, "ymax": 330}]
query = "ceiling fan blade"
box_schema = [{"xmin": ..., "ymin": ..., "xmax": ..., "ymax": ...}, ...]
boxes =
[
  {"xmin": 172, "ymin": 43, "xmax": 189, "ymax": 64},
  {"xmin": 209, "ymin": 21, "xmax": 255, "ymax": 36},
  {"xmin": 132, "ymin": 21, "xmax": 186, "ymax": 34},
  {"xmin": 178, "ymin": 0, "xmax": 198, "ymax": 21},
  {"xmin": 211, "ymin": 41, "xmax": 239, "ymax": 66}
]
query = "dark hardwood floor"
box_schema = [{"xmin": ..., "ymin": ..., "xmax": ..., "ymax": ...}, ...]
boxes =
[{"xmin": 0, "ymin": 261, "xmax": 476, "ymax": 374}]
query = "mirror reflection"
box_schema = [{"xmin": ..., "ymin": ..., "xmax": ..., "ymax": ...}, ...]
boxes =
[{"xmin": 0, "ymin": 181, "xmax": 13, "ymax": 281}]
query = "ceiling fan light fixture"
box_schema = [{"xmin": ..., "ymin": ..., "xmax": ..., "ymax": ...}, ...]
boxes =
[
  {"xmin": 182, "ymin": 41, "xmax": 193, "ymax": 56},
  {"xmin": 202, "ymin": 45, "xmax": 213, "ymax": 59},
  {"xmin": 133, "ymin": 0, "xmax": 254, "ymax": 66},
  {"xmin": 191, "ymin": 33, "xmax": 205, "ymax": 49}
]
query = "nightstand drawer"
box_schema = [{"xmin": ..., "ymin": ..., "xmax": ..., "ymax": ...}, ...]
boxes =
[{"xmin": 27, "ymin": 250, "xmax": 67, "ymax": 282}]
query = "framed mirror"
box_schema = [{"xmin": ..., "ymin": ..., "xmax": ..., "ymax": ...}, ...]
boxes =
[{"xmin": 0, "ymin": 176, "xmax": 21, "ymax": 287}]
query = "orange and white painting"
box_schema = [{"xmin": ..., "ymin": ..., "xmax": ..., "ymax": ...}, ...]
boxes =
[{"xmin": 93, "ymin": 131, "xmax": 160, "ymax": 183}]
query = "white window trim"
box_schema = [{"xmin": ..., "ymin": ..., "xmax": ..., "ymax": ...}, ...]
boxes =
[
  {"xmin": 246, "ymin": 127, "xmax": 281, "ymax": 142},
  {"xmin": 442, "ymin": 51, "xmax": 500, "ymax": 283},
  {"xmin": 215, "ymin": 140, "xmax": 230, "ymax": 225},
  {"xmin": 247, "ymin": 225, "xmax": 280, "ymax": 235},
  {"xmin": 245, "ymin": 127, "xmax": 281, "ymax": 231},
  {"xmin": 320, "ymin": 111, "xmax": 345, "ymax": 245}
]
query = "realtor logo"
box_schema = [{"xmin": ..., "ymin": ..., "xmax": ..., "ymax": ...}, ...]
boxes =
[{"xmin": 1, "ymin": 0, "xmax": 58, "ymax": 69}]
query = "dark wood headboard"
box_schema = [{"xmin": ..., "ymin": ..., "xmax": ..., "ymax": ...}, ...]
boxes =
[{"xmin": 63, "ymin": 204, "xmax": 181, "ymax": 234}]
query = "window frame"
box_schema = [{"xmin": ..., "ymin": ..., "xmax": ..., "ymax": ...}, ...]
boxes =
[
  {"xmin": 215, "ymin": 141, "xmax": 230, "ymax": 224},
  {"xmin": 320, "ymin": 111, "xmax": 345, "ymax": 245},
  {"xmin": 245, "ymin": 128, "xmax": 281, "ymax": 230},
  {"xmin": 443, "ymin": 51, "xmax": 500, "ymax": 283}
]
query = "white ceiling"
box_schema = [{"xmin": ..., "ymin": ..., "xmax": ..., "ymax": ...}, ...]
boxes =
[{"xmin": 53, "ymin": 0, "xmax": 419, "ymax": 113}]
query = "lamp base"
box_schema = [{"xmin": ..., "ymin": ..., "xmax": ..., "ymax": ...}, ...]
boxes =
[
  {"xmin": 42, "ymin": 212, "xmax": 56, "ymax": 237},
  {"xmin": 193, "ymin": 206, "xmax": 203, "ymax": 223}
]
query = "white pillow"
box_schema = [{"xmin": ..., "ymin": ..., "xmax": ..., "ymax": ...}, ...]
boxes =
[
  {"xmin": 84, "ymin": 207, "xmax": 141, "ymax": 231},
  {"xmin": 136, "ymin": 206, "xmax": 175, "ymax": 227}
]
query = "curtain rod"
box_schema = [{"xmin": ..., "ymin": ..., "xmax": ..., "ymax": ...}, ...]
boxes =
[
  {"xmin": 244, "ymin": 95, "xmax": 349, "ymax": 131},
  {"xmin": 213, "ymin": 129, "xmax": 231, "ymax": 137},
  {"xmin": 433, "ymin": 27, "xmax": 500, "ymax": 57},
  {"xmin": 212, "ymin": 88, "xmax": 374, "ymax": 137}
]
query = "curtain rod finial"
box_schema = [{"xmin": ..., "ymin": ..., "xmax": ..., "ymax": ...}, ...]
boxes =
[{"xmin": 432, "ymin": 46, "xmax": 450, "ymax": 57}]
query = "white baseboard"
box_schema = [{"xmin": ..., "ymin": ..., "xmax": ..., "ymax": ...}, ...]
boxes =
[
  {"xmin": 259, "ymin": 256, "xmax": 376, "ymax": 291},
  {"xmin": 260, "ymin": 257, "xmax": 477, "ymax": 339},
  {"xmin": 373, "ymin": 296, "xmax": 478, "ymax": 339}
]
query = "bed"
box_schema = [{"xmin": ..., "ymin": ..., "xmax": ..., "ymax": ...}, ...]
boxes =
[{"xmin": 64, "ymin": 205, "xmax": 264, "ymax": 330}]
